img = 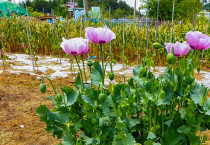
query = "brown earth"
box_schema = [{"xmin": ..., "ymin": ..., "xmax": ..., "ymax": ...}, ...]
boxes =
[
  {"xmin": 0, "ymin": 71, "xmax": 78, "ymax": 145},
  {"xmin": 0, "ymin": 67, "xmax": 209, "ymax": 145}
]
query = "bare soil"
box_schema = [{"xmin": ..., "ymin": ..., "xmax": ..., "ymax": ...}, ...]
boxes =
[{"xmin": 0, "ymin": 71, "xmax": 77, "ymax": 145}]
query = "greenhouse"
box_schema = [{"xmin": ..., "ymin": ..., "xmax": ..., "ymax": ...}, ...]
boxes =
[{"xmin": 0, "ymin": 0, "xmax": 29, "ymax": 17}]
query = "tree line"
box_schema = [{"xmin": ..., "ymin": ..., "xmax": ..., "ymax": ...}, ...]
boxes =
[
  {"xmin": 19, "ymin": 0, "xmax": 137, "ymax": 18},
  {"xmin": 19, "ymin": 0, "xmax": 205, "ymax": 21}
]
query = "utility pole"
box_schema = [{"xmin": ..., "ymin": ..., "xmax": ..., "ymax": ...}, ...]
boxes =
[{"xmin": 134, "ymin": 0, "xmax": 136, "ymax": 19}]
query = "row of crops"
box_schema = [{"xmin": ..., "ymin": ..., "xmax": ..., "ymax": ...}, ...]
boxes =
[{"xmin": 0, "ymin": 15, "xmax": 209, "ymax": 66}]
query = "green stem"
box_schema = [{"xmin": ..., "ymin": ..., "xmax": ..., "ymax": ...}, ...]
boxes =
[
  {"xmin": 195, "ymin": 121, "xmax": 201, "ymax": 135},
  {"xmin": 104, "ymin": 62, "xmax": 112, "ymax": 72},
  {"xmin": 154, "ymin": 107, "xmax": 157, "ymax": 130},
  {"xmin": 161, "ymin": 108, "xmax": 164, "ymax": 137},
  {"xmin": 74, "ymin": 55, "xmax": 84, "ymax": 88},
  {"xmin": 56, "ymin": 82, "xmax": 62, "ymax": 94},
  {"xmin": 191, "ymin": 49, "xmax": 194, "ymax": 58},
  {"xmin": 81, "ymin": 55, "xmax": 87, "ymax": 84},
  {"xmin": 41, "ymin": 77, "xmax": 57, "ymax": 95},
  {"xmin": 119, "ymin": 75, "xmax": 125, "ymax": 83},
  {"xmin": 100, "ymin": 44, "xmax": 105, "ymax": 92},
  {"xmin": 149, "ymin": 108, "xmax": 152, "ymax": 131},
  {"xmin": 89, "ymin": 67, "xmax": 92, "ymax": 88}
]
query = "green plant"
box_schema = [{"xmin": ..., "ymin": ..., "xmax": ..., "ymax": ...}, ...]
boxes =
[{"xmin": 36, "ymin": 55, "xmax": 210, "ymax": 144}]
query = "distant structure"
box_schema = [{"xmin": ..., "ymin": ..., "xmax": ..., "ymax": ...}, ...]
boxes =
[
  {"xmin": 65, "ymin": 0, "xmax": 85, "ymax": 19},
  {"xmin": 88, "ymin": 7, "xmax": 101, "ymax": 19},
  {"xmin": 64, "ymin": 1, "xmax": 102, "ymax": 20}
]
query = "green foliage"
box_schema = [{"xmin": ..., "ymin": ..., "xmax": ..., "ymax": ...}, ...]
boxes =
[
  {"xmin": 31, "ymin": 11, "xmax": 44, "ymax": 17},
  {"xmin": 203, "ymin": 3, "xmax": 210, "ymax": 11},
  {"xmin": 143, "ymin": 0, "xmax": 203, "ymax": 21},
  {"xmin": 91, "ymin": 61, "xmax": 102, "ymax": 86},
  {"xmin": 37, "ymin": 56, "xmax": 210, "ymax": 144}
]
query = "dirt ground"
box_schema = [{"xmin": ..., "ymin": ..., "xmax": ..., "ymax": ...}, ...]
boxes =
[
  {"xmin": 0, "ymin": 66, "xmax": 210, "ymax": 145},
  {"xmin": 0, "ymin": 71, "xmax": 78, "ymax": 145}
]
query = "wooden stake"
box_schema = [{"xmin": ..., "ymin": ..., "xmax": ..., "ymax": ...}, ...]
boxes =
[
  {"xmin": 146, "ymin": 0, "xmax": 149, "ymax": 51},
  {"xmin": 26, "ymin": 7, "xmax": 35, "ymax": 71},
  {"xmin": 0, "ymin": 28, "xmax": 5, "ymax": 68},
  {"xmin": 123, "ymin": 17, "xmax": 125, "ymax": 69},
  {"xmin": 170, "ymin": 0, "xmax": 175, "ymax": 43},
  {"xmin": 109, "ymin": 6, "xmax": 112, "ymax": 71}
]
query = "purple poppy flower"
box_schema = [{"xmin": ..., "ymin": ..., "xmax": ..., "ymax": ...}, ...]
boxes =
[
  {"xmin": 186, "ymin": 31, "xmax": 210, "ymax": 50},
  {"xmin": 164, "ymin": 41, "xmax": 191, "ymax": 56},
  {"xmin": 61, "ymin": 37, "xmax": 89, "ymax": 55},
  {"xmin": 85, "ymin": 26, "xmax": 116, "ymax": 44}
]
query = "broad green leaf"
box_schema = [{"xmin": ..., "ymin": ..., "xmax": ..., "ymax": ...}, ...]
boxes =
[
  {"xmin": 124, "ymin": 117, "xmax": 141, "ymax": 129},
  {"xmin": 51, "ymin": 125, "xmax": 64, "ymax": 138},
  {"xmin": 127, "ymin": 133, "xmax": 136, "ymax": 145},
  {"xmin": 95, "ymin": 128, "xmax": 102, "ymax": 137},
  {"xmin": 179, "ymin": 58, "xmax": 187, "ymax": 74},
  {"xmin": 91, "ymin": 61, "xmax": 102, "ymax": 86},
  {"xmin": 133, "ymin": 65, "xmax": 141, "ymax": 78},
  {"xmin": 84, "ymin": 136, "xmax": 93, "ymax": 145},
  {"xmin": 74, "ymin": 73, "xmax": 82, "ymax": 89},
  {"xmin": 164, "ymin": 120, "xmax": 173, "ymax": 127},
  {"xmin": 113, "ymin": 83, "xmax": 126, "ymax": 104},
  {"xmin": 113, "ymin": 131, "xmax": 126, "ymax": 145},
  {"xmin": 157, "ymin": 83, "xmax": 173, "ymax": 106},
  {"xmin": 186, "ymin": 132, "xmax": 201, "ymax": 144},
  {"xmin": 205, "ymin": 110, "xmax": 210, "ymax": 115},
  {"xmin": 61, "ymin": 87, "xmax": 78, "ymax": 106},
  {"xmin": 74, "ymin": 121, "xmax": 82, "ymax": 132},
  {"xmin": 147, "ymin": 132, "xmax": 157, "ymax": 140},
  {"xmin": 144, "ymin": 140, "xmax": 154, "ymax": 145},
  {"xmin": 115, "ymin": 117, "xmax": 126, "ymax": 130},
  {"xmin": 161, "ymin": 129, "xmax": 185, "ymax": 145},
  {"xmin": 36, "ymin": 105, "xmax": 48, "ymax": 122},
  {"xmin": 63, "ymin": 134, "xmax": 74, "ymax": 145},
  {"xmin": 82, "ymin": 95, "xmax": 94, "ymax": 106},
  {"xmin": 180, "ymin": 107, "xmax": 186, "ymax": 119},
  {"xmin": 99, "ymin": 116, "xmax": 110, "ymax": 127},
  {"xmin": 102, "ymin": 98, "xmax": 110, "ymax": 115},
  {"xmin": 47, "ymin": 96, "xmax": 57, "ymax": 107},
  {"xmin": 177, "ymin": 125, "xmax": 190, "ymax": 134},
  {"xmin": 190, "ymin": 84, "xmax": 208, "ymax": 106},
  {"xmin": 204, "ymin": 98, "xmax": 210, "ymax": 115},
  {"xmin": 47, "ymin": 110, "xmax": 71, "ymax": 124}
]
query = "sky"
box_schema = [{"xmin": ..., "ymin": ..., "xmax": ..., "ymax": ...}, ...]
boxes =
[
  {"xmin": 123, "ymin": 0, "xmax": 143, "ymax": 9},
  {"xmin": 13, "ymin": 0, "xmax": 143, "ymax": 9}
]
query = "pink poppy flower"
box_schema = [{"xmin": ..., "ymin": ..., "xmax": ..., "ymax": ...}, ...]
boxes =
[
  {"xmin": 60, "ymin": 37, "xmax": 89, "ymax": 55},
  {"xmin": 186, "ymin": 31, "xmax": 210, "ymax": 50},
  {"xmin": 164, "ymin": 41, "xmax": 190, "ymax": 56},
  {"xmin": 85, "ymin": 26, "xmax": 116, "ymax": 44}
]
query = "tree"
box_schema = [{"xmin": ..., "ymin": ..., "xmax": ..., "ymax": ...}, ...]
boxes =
[
  {"xmin": 203, "ymin": 3, "xmax": 210, "ymax": 11},
  {"xmin": 143, "ymin": 0, "xmax": 203, "ymax": 21}
]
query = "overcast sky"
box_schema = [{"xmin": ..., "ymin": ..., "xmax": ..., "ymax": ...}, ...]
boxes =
[
  {"xmin": 13, "ymin": 0, "xmax": 143, "ymax": 9},
  {"xmin": 123, "ymin": 0, "xmax": 143, "ymax": 9}
]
